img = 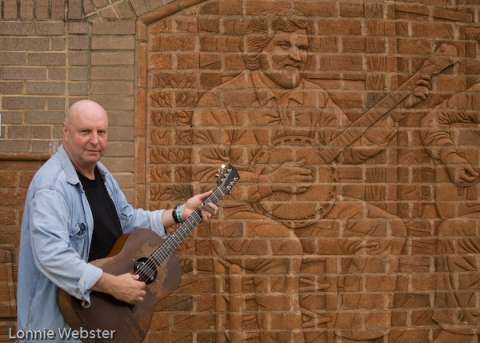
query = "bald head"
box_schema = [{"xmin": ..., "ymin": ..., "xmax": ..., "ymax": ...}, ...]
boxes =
[
  {"xmin": 63, "ymin": 100, "xmax": 109, "ymax": 177},
  {"xmin": 65, "ymin": 100, "xmax": 108, "ymax": 127}
]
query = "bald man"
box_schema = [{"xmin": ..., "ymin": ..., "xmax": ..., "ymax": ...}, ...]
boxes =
[{"xmin": 16, "ymin": 100, "xmax": 216, "ymax": 341}]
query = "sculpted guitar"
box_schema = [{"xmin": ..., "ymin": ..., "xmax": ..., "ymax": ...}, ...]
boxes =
[{"xmin": 57, "ymin": 164, "xmax": 239, "ymax": 343}]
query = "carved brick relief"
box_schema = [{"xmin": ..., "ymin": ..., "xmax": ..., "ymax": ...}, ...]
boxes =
[{"xmin": 136, "ymin": 0, "xmax": 480, "ymax": 342}]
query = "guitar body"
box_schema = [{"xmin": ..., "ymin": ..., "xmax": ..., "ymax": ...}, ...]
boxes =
[{"xmin": 57, "ymin": 229, "xmax": 181, "ymax": 343}]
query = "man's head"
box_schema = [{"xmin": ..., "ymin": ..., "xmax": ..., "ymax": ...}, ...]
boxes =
[
  {"xmin": 245, "ymin": 18, "xmax": 310, "ymax": 89},
  {"xmin": 63, "ymin": 100, "xmax": 108, "ymax": 173}
]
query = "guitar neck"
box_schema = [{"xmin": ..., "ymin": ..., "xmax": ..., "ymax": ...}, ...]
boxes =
[{"xmin": 148, "ymin": 187, "xmax": 225, "ymax": 266}]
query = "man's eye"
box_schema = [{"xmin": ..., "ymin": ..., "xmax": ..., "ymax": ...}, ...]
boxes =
[{"xmin": 278, "ymin": 42, "xmax": 290, "ymax": 48}]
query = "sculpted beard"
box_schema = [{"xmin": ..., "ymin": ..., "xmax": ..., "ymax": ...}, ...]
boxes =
[{"xmin": 260, "ymin": 53, "xmax": 304, "ymax": 89}]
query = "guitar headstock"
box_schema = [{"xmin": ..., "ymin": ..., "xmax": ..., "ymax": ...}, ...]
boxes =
[{"xmin": 216, "ymin": 164, "xmax": 240, "ymax": 195}]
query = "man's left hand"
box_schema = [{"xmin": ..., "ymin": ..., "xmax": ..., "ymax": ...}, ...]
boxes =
[{"xmin": 183, "ymin": 191, "xmax": 218, "ymax": 221}]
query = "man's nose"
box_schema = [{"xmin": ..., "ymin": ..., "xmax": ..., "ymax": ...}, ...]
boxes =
[
  {"xmin": 89, "ymin": 132, "xmax": 99, "ymax": 144},
  {"xmin": 289, "ymin": 47, "xmax": 301, "ymax": 61}
]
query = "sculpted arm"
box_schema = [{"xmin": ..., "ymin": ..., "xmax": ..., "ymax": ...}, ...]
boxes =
[{"xmin": 421, "ymin": 92, "xmax": 480, "ymax": 186}]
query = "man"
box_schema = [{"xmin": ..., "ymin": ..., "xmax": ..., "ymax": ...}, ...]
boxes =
[
  {"xmin": 193, "ymin": 17, "xmax": 410, "ymax": 342},
  {"xmin": 16, "ymin": 100, "xmax": 217, "ymax": 341},
  {"xmin": 421, "ymin": 84, "xmax": 480, "ymax": 343}
]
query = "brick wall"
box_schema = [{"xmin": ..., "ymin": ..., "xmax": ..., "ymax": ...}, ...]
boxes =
[
  {"xmin": 0, "ymin": 155, "xmax": 46, "ymax": 342},
  {"xmin": 3, "ymin": 0, "xmax": 480, "ymax": 342}
]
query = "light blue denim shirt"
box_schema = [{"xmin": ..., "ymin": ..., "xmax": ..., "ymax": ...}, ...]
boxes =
[{"xmin": 16, "ymin": 146, "xmax": 166, "ymax": 341}]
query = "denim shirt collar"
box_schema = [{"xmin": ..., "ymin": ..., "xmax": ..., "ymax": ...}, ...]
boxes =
[{"xmin": 56, "ymin": 145, "xmax": 109, "ymax": 186}]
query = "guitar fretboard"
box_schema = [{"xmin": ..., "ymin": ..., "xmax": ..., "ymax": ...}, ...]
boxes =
[{"xmin": 140, "ymin": 187, "xmax": 225, "ymax": 276}]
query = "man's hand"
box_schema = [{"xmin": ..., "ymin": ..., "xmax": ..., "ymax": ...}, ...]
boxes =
[
  {"xmin": 443, "ymin": 153, "xmax": 479, "ymax": 186},
  {"xmin": 183, "ymin": 191, "xmax": 218, "ymax": 221},
  {"xmin": 93, "ymin": 272, "xmax": 146, "ymax": 304}
]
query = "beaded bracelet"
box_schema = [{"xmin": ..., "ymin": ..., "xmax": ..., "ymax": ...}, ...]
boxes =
[{"xmin": 172, "ymin": 204, "xmax": 184, "ymax": 224}]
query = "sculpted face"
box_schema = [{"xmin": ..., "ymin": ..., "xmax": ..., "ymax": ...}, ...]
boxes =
[
  {"xmin": 260, "ymin": 29, "xmax": 309, "ymax": 89},
  {"xmin": 63, "ymin": 100, "xmax": 108, "ymax": 174}
]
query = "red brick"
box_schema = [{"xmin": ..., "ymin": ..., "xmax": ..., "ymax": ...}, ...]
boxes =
[
  {"xmin": 294, "ymin": 1, "xmax": 337, "ymax": 17},
  {"xmin": 320, "ymin": 55, "xmax": 363, "ymax": 71},
  {"xmin": 25, "ymin": 81, "xmax": 65, "ymax": 95},
  {"xmin": 113, "ymin": 1, "xmax": 135, "ymax": 19},
  {"xmin": 0, "ymin": 22, "xmax": 35, "ymax": 35},
  {"xmin": 2, "ymin": 97, "xmax": 46, "ymax": 110},
  {"xmin": 92, "ymin": 21, "xmax": 136, "ymax": 34},
  {"xmin": 36, "ymin": 0, "xmax": 50, "ymax": 19},
  {"xmin": 35, "ymin": 22, "xmax": 64, "ymax": 35},
  {"xmin": 20, "ymin": 0, "xmax": 34, "ymax": 19},
  {"xmin": 0, "ymin": 37, "xmax": 49, "ymax": 51},
  {"xmin": 68, "ymin": 0, "xmax": 82, "ymax": 19},
  {"xmin": 91, "ymin": 81, "xmax": 133, "ymax": 94},
  {"xmin": 317, "ymin": 19, "xmax": 362, "ymax": 35},
  {"xmin": 68, "ymin": 36, "xmax": 89, "ymax": 50},
  {"xmin": 92, "ymin": 36, "xmax": 135, "ymax": 50},
  {"xmin": 245, "ymin": 0, "xmax": 290, "ymax": 16},
  {"xmin": 91, "ymin": 66, "xmax": 135, "ymax": 80},
  {"xmin": 433, "ymin": 7, "xmax": 473, "ymax": 22},
  {"xmin": 398, "ymin": 39, "xmax": 433, "ymax": 55},
  {"xmin": 51, "ymin": 0, "xmax": 65, "ymax": 19},
  {"xmin": 340, "ymin": 0, "xmax": 364, "ymax": 17},
  {"xmin": 91, "ymin": 52, "xmax": 135, "ymax": 65},
  {"xmin": 28, "ymin": 53, "xmax": 65, "ymax": 65},
  {"xmin": 0, "ymin": 52, "xmax": 27, "ymax": 65},
  {"xmin": 219, "ymin": 0, "xmax": 241, "ymax": 15},
  {"xmin": 411, "ymin": 22, "xmax": 455, "ymax": 39},
  {"xmin": 151, "ymin": 35, "xmax": 195, "ymax": 52}
]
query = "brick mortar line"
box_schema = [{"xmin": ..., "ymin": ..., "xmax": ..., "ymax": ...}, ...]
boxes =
[{"xmin": 83, "ymin": 0, "xmax": 124, "ymax": 20}]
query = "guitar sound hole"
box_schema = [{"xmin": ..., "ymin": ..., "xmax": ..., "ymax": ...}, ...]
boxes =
[{"xmin": 133, "ymin": 257, "xmax": 157, "ymax": 284}]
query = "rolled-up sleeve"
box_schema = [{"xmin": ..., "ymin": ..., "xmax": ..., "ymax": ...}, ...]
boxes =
[{"xmin": 30, "ymin": 188, "xmax": 103, "ymax": 303}]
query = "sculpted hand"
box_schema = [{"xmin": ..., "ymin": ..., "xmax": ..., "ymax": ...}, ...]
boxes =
[
  {"xmin": 403, "ymin": 74, "xmax": 432, "ymax": 109},
  {"xmin": 269, "ymin": 162, "xmax": 314, "ymax": 193},
  {"xmin": 269, "ymin": 162, "xmax": 313, "ymax": 183},
  {"xmin": 443, "ymin": 153, "xmax": 479, "ymax": 186}
]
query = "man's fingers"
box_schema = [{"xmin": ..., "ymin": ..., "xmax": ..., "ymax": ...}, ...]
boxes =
[
  {"xmin": 198, "ymin": 190, "xmax": 213, "ymax": 200},
  {"xmin": 201, "ymin": 203, "xmax": 218, "ymax": 217}
]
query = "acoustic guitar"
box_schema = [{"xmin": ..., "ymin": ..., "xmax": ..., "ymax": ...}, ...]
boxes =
[{"xmin": 57, "ymin": 164, "xmax": 239, "ymax": 343}]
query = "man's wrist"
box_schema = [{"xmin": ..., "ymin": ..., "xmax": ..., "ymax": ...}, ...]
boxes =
[{"xmin": 172, "ymin": 204, "xmax": 185, "ymax": 223}]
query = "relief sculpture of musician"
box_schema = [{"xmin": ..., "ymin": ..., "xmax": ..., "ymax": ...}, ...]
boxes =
[
  {"xmin": 191, "ymin": 17, "xmax": 431, "ymax": 343},
  {"xmin": 421, "ymin": 84, "xmax": 480, "ymax": 343},
  {"xmin": 16, "ymin": 100, "xmax": 218, "ymax": 342}
]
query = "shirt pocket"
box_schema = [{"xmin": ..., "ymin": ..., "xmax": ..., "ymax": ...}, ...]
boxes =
[{"xmin": 69, "ymin": 222, "xmax": 87, "ymax": 253}]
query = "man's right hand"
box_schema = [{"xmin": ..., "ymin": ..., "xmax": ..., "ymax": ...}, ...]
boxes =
[{"xmin": 93, "ymin": 272, "xmax": 146, "ymax": 304}]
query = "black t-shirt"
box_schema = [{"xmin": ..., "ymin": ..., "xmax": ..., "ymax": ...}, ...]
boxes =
[{"xmin": 77, "ymin": 167, "xmax": 122, "ymax": 261}]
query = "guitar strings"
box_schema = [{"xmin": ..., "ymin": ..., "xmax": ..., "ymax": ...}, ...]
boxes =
[
  {"xmin": 135, "ymin": 189, "xmax": 224, "ymax": 281},
  {"xmin": 136, "ymin": 189, "xmax": 222, "ymax": 281}
]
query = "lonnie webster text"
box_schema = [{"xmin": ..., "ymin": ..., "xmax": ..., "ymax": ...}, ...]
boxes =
[{"xmin": 9, "ymin": 327, "xmax": 116, "ymax": 340}]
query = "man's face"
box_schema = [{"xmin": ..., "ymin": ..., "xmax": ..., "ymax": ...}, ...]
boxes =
[
  {"xmin": 261, "ymin": 29, "xmax": 309, "ymax": 89},
  {"xmin": 63, "ymin": 107, "xmax": 108, "ymax": 170}
]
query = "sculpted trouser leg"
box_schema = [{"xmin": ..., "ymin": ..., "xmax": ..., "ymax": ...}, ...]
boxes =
[
  {"xmin": 433, "ymin": 215, "xmax": 480, "ymax": 343},
  {"xmin": 297, "ymin": 199, "xmax": 406, "ymax": 342},
  {"xmin": 211, "ymin": 208, "xmax": 304, "ymax": 343}
]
